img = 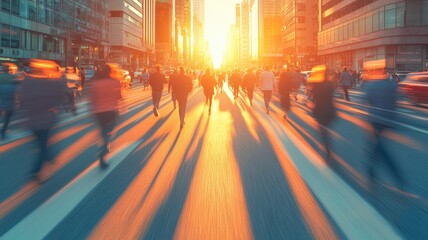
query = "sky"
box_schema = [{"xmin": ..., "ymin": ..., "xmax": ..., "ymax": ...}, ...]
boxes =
[{"xmin": 205, "ymin": 0, "xmax": 240, "ymax": 68}]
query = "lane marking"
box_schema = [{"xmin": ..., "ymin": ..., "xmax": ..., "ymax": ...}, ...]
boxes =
[{"xmin": 1, "ymin": 141, "xmax": 142, "ymax": 240}]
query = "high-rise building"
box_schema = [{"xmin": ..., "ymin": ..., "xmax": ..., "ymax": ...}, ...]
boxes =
[
  {"xmin": 108, "ymin": 0, "xmax": 144, "ymax": 69},
  {"xmin": 240, "ymin": 0, "xmax": 251, "ymax": 66},
  {"xmin": 0, "ymin": 0, "xmax": 109, "ymax": 67},
  {"xmin": 318, "ymin": 0, "xmax": 428, "ymax": 72},
  {"xmin": 250, "ymin": 0, "xmax": 259, "ymax": 63},
  {"xmin": 155, "ymin": 0, "xmax": 174, "ymax": 66},
  {"xmin": 281, "ymin": 0, "xmax": 317, "ymax": 69},
  {"xmin": 257, "ymin": 0, "xmax": 282, "ymax": 66},
  {"xmin": 193, "ymin": 0, "xmax": 207, "ymax": 68},
  {"xmin": 224, "ymin": 24, "xmax": 240, "ymax": 67},
  {"xmin": 175, "ymin": 0, "xmax": 192, "ymax": 64},
  {"xmin": 142, "ymin": 0, "xmax": 156, "ymax": 66}
]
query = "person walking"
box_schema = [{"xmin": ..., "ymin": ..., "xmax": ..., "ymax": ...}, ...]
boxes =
[
  {"xmin": 20, "ymin": 59, "xmax": 66, "ymax": 181},
  {"xmin": 0, "ymin": 63, "xmax": 18, "ymax": 139},
  {"xmin": 243, "ymin": 68, "xmax": 257, "ymax": 106},
  {"xmin": 79, "ymin": 67, "xmax": 86, "ymax": 90},
  {"xmin": 362, "ymin": 68, "xmax": 404, "ymax": 190},
  {"xmin": 312, "ymin": 67, "xmax": 336, "ymax": 162},
  {"xmin": 149, "ymin": 65, "xmax": 167, "ymax": 117},
  {"xmin": 339, "ymin": 66, "xmax": 352, "ymax": 101},
  {"xmin": 230, "ymin": 69, "xmax": 242, "ymax": 100},
  {"xmin": 200, "ymin": 68, "xmax": 217, "ymax": 114},
  {"xmin": 142, "ymin": 68, "xmax": 150, "ymax": 90},
  {"xmin": 170, "ymin": 67, "xmax": 193, "ymax": 128},
  {"xmin": 278, "ymin": 68, "xmax": 293, "ymax": 119},
  {"xmin": 168, "ymin": 68, "xmax": 179, "ymax": 109},
  {"xmin": 90, "ymin": 64, "xmax": 123, "ymax": 168},
  {"xmin": 259, "ymin": 66, "xmax": 276, "ymax": 114}
]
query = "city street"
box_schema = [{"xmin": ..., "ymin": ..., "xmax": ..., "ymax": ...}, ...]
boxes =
[{"xmin": 0, "ymin": 82, "xmax": 427, "ymax": 239}]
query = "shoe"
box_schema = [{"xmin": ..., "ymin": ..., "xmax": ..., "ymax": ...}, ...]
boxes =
[
  {"xmin": 99, "ymin": 154, "xmax": 108, "ymax": 169},
  {"xmin": 153, "ymin": 107, "xmax": 159, "ymax": 117},
  {"xmin": 174, "ymin": 104, "xmax": 177, "ymax": 109},
  {"xmin": 208, "ymin": 110, "xmax": 211, "ymax": 115},
  {"xmin": 180, "ymin": 121, "xmax": 185, "ymax": 128},
  {"xmin": 266, "ymin": 109, "xmax": 270, "ymax": 114},
  {"xmin": 283, "ymin": 114, "xmax": 287, "ymax": 120}
]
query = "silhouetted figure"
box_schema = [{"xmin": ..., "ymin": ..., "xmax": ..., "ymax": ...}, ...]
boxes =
[
  {"xmin": 362, "ymin": 71, "xmax": 404, "ymax": 190},
  {"xmin": 339, "ymin": 66, "xmax": 352, "ymax": 101},
  {"xmin": 20, "ymin": 59, "xmax": 66, "ymax": 181},
  {"xmin": 260, "ymin": 66, "xmax": 276, "ymax": 114},
  {"xmin": 230, "ymin": 69, "xmax": 241, "ymax": 100},
  {"xmin": 79, "ymin": 67, "xmax": 86, "ymax": 90},
  {"xmin": 0, "ymin": 63, "xmax": 18, "ymax": 139},
  {"xmin": 200, "ymin": 68, "xmax": 217, "ymax": 114},
  {"xmin": 312, "ymin": 69, "xmax": 336, "ymax": 162},
  {"xmin": 149, "ymin": 65, "xmax": 167, "ymax": 117},
  {"xmin": 168, "ymin": 69, "xmax": 179, "ymax": 109},
  {"xmin": 243, "ymin": 68, "xmax": 257, "ymax": 106},
  {"xmin": 142, "ymin": 68, "xmax": 150, "ymax": 90},
  {"xmin": 278, "ymin": 68, "xmax": 293, "ymax": 119},
  {"xmin": 170, "ymin": 67, "xmax": 193, "ymax": 128},
  {"xmin": 90, "ymin": 64, "xmax": 122, "ymax": 168}
]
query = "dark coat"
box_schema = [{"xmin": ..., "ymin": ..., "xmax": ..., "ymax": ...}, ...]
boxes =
[
  {"xmin": 171, "ymin": 73, "xmax": 193, "ymax": 99},
  {"xmin": 243, "ymin": 72, "xmax": 257, "ymax": 90},
  {"xmin": 149, "ymin": 72, "xmax": 166, "ymax": 92},
  {"xmin": 362, "ymin": 78, "xmax": 397, "ymax": 127},
  {"xmin": 312, "ymin": 80, "xmax": 336, "ymax": 126},
  {"xmin": 278, "ymin": 71, "xmax": 293, "ymax": 111},
  {"xmin": 200, "ymin": 74, "xmax": 216, "ymax": 96},
  {"xmin": 20, "ymin": 76, "xmax": 67, "ymax": 130},
  {"xmin": 0, "ymin": 74, "xmax": 18, "ymax": 110},
  {"xmin": 230, "ymin": 73, "xmax": 241, "ymax": 87}
]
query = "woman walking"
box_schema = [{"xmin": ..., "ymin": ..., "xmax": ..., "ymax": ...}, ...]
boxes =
[{"xmin": 90, "ymin": 64, "xmax": 123, "ymax": 168}]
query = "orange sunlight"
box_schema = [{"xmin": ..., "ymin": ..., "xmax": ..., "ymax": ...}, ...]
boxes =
[{"xmin": 205, "ymin": 0, "xmax": 241, "ymax": 68}]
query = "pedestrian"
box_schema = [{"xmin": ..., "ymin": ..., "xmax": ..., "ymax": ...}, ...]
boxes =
[
  {"xmin": 230, "ymin": 69, "xmax": 242, "ymax": 100},
  {"xmin": 78, "ymin": 67, "xmax": 86, "ymax": 90},
  {"xmin": 312, "ymin": 66, "xmax": 336, "ymax": 162},
  {"xmin": 90, "ymin": 64, "xmax": 122, "ymax": 168},
  {"xmin": 362, "ymin": 67, "xmax": 404, "ymax": 190},
  {"xmin": 168, "ymin": 68, "xmax": 179, "ymax": 109},
  {"xmin": 200, "ymin": 68, "xmax": 217, "ymax": 114},
  {"xmin": 0, "ymin": 63, "xmax": 18, "ymax": 139},
  {"xmin": 218, "ymin": 71, "xmax": 225, "ymax": 92},
  {"xmin": 170, "ymin": 67, "xmax": 193, "ymax": 128},
  {"xmin": 142, "ymin": 68, "xmax": 150, "ymax": 90},
  {"xmin": 243, "ymin": 68, "xmax": 257, "ymax": 106},
  {"xmin": 20, "ymin": 59, "xmax": 66, "ymax": 181},
  {"xmin": 148, "ymin": 65, "xmax": 167, "ymax": 117},
  {"xmin": 352, "ymin": 69, "xmax": 358, "ymax": 87},
  {"xmin": 278, "ymin": 68, "xmax": 293, "ymax": 119},
  {"xmin": 259, "ymin": 65, "xmax": 276, "ymax": 114},
  {"xmin": 339, "ymin": 66, "xmax": 352, "ymax": 101}
]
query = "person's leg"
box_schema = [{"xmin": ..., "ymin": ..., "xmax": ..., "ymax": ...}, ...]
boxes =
[
  {"xmin": 248, "ymin": 89, "xmax": 253, "ymax": 106},
  {"xmin": 266, "ymin": 91, "xmax": 272, "ymax": 110},
  {"xmin": 178, "ymin": 97, "xmax": 187, "ymax": 127},
  {"xmin": 208, "ymin": 94, "xmax": 213, "ymax": 113},
  {"xmin": 32, "ymin": 129, "xmax": 50, "ymax": 174},
  {"xmin": 319, "ymin": 125, "xmax": 331, "ymax": 161},
  {"xmin": 343, "ymin": 86, "xmax": 350, "ymax": 101},
  {"xmin": 1, "ymin": 110, "xmax": 13, "ymax": 138}
]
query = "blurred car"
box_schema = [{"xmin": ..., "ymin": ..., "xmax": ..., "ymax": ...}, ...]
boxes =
[
  {"xmin": 398, "ymin": 71, "xmax": 428, "ymax": 106},
  {"xmin": 392, "ymin": 71, "xmax": 410, "ymax": 83},
  {"xmin": 121, "ymin": 70, "xmax": 132, "ymax": 88}
]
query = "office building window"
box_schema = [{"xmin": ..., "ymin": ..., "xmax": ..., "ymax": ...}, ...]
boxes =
[
  {"xmin": 1, "ymin": 24, "xmax": 10, "ymax": 48},
  {"xmin": 10, "ymin": 27, "xmax": 20, "ymax": 48},
  {"xmin": 366, "ymin": 14, "xmax": 372, "ymax": 33},
  {"xmin": 28, "ymin": 0, "xmax": 37, "ymax": 21},
  {"xmin": 31, "ymin": 32, "xmax": 39, "ymax": 51},
  {"xmin": 396, "ymin": 4, "xmax": 405, "ymax": 27},
  {"xmin": 1, "ymin": 0, "xmax": 10, "ymax": 12},
  {"xmin": 423, "ymin": 0, "xmax": 428, "ymax": 25},
  {"xmin": 385, "ymin": 4, "xmax": 396, "ymax": 29},
  {"xmin": 379, "ymin": 9, "xmax": 385, "ymax": 29},
  {"xmin": 359, "ymin": 18, "xmax": 365, "ymax": 35},
  {"xmin": 353, "ymin": 20, "xmax": 359, "ymax": 37},
  {"xmin": 11, "ymin": 0, "xmax": 19, "ymax": 15},
  {"xmin": 21, "ymin": 30, "xmax": 29, "ymax": 49},
  {"xmin": 373, "ymin": 13, "xmax": 379, "ymax": 31}
]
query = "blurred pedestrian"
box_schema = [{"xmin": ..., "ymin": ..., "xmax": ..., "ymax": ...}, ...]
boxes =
[
  {"xmin": 230, "ymin": 69, "xmax": 242, "ymax": 100},
  {"xmin": 312, "ymin": 67, "xmax": 336, "ymax": 162},
  {"xmin": 79, "ymin": 67, "xmax": 86, "ymax": 90},
  {"xmin": 170, "ymin": 67, "xmax": 193, "ymax": 128},
  {"xmin": 362, "ymin": 67, "xmax": 404, "ymax": 190},
  {"xmin": 339, "ymin": 66, "xmax": 352, "ymax": 101},
  {"xmin": 260, "ymin": 66, "xmax": 276, "ymax": 114},
  {"xmin": 200, "ymin": 68, "xmax": 217, "ymax": 114},
  {"xmin": 243, "ymin": 68, "xmax": 257, "ymax": 106},
  {"xmin": 20, "ymin": 59, "xmax": 66, "ymax": 181},
  {"xmin": 278, "ymin": 68, "xmax": 293, "ymax": 119},
  {"xmin": 0, "ymin": 63, "xmax": 18, "ymax": 139},
  {"xmin": 168, "ymin": 68, "xmax": 179, "ymax": 109},
  {"xmin": 149, "ymin": 65, "xmax": 167, "ymax": 117},
  {"xmin": 142, "ymin": 68, "xmax": 150, "ymax": 90},
  {"xmin": 90, "ymin": 64, "xmax": 122, "ymax": 168}
]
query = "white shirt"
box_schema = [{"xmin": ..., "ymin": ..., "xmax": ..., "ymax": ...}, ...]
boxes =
[{"xmin": 259, "ymin": 70, "xmax": 276, "ymax": 91}]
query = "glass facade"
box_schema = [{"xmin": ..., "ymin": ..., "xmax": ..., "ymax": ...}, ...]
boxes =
[{"xmin": 0, "ymin": 0, "xmax": 109, "ymax": 66}]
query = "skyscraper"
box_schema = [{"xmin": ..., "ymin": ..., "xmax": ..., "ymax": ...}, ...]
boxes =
[{"xmin": 258, "ymin": 0, "xmax": 282, "ymax": 66}]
